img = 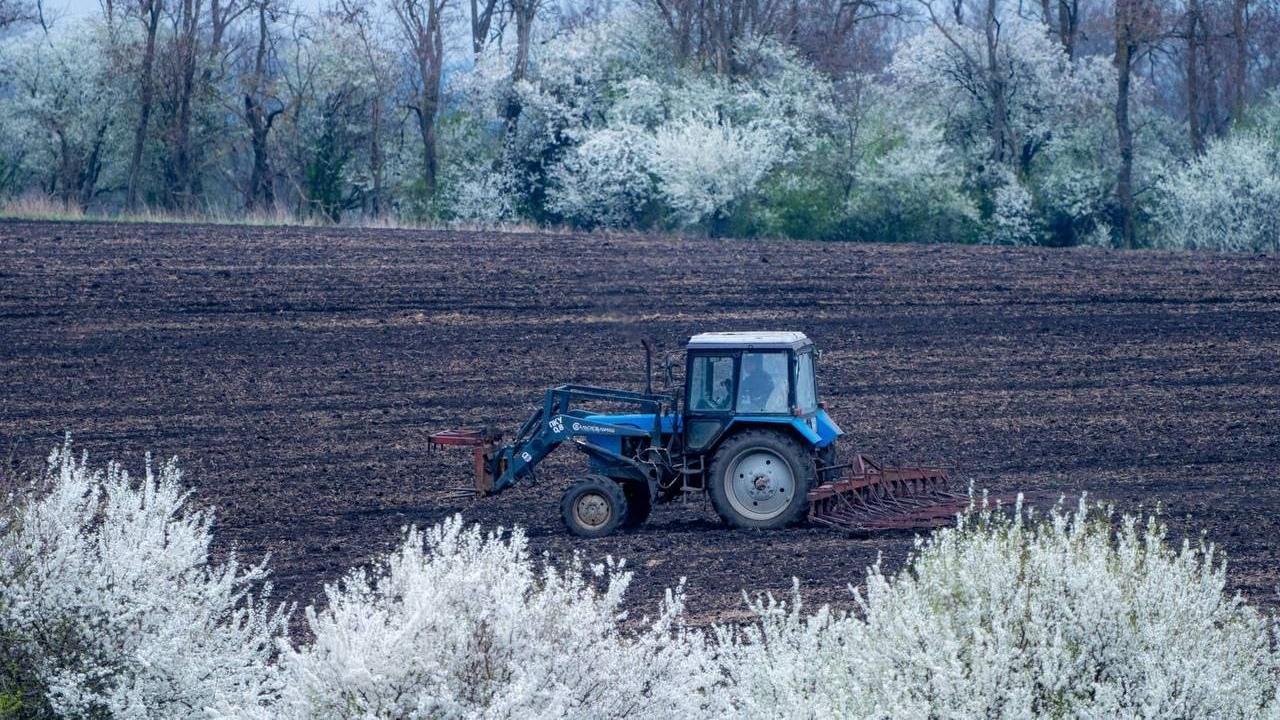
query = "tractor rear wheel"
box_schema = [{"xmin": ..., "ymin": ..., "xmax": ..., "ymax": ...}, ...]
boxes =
[
  {"xmin": 561, "ymin": 476, "xmax": 629, "ymax": 538},
  {"xmin": 708, "ymin": 429, "xmax": 816, "ymax": 530}
]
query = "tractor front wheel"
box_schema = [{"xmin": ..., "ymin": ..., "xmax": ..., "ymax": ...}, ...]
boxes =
[
  {"xmin": 708, "ymin": 430, "xmax": 816, "ymax": 530},
  {"xmin": 561, "ymin": 476, "xmax": 629, "ymax": 538},
  {"xmin": 620, "ymin": 481, "xmax": 652, "ymax": 528}
]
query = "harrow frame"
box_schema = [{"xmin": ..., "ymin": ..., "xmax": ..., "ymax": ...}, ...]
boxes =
[{"xmin": 808, "ymin": 454, "xmax": 967, "ymax": 531}]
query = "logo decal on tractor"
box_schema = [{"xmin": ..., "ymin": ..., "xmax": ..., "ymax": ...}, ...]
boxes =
[{"xmin": 549, "ymin": 417, "xmax": 564, "ymax": 433}]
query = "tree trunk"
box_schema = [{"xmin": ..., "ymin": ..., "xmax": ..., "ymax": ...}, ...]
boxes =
[
  {"xmin": 512, "ymin": 0, "xmax": 534, "ymax": 89},
  {"xmin": 1114, "ymin": 0, "xmax": 1136, "ymax": 249},
  {"xmin": 414, "ymin": 91, "xmax": 439, "ymax": 196},
  {"xmin": 56, "ymin": 131, "xmax": 76, "ymax": 207},
  {"xmin": 55, "ymin": 122, "xmax": 108, "ymax": 209},
  {"xmin": 469, "ymin": 0, "xmax": 497, "ymax": 55},
  {"xmin": 392, "ymin": 0, "xmax": 447, "ymax": 200},
  {"xmin": 79, "ymin": 123, "xmax": 108, "ymax": 209},
  {"xmin": 984, "ymin": 0, "xmax": 1009, "ymax": 167},
  {"xmin": 1058, "ymin": 0, "xmax": 1078, "ymax": 60},
  {"xmin": 1187, "ymin": 0, "xmax": 1204, "ymax": 155},
  {"xmin": 503, "ymin": 0, "xmax": 536, "ymax": 143},
  {"xmin": 125, "ymin": 0, "xmax": 162, "ymax": 210},
  {"xmin": 413, "ymin": 35, "xmax": 442, "ymax": 196},
  {"xmin": 369, "ymin": 98, "xmax": 383, "ymax": 218},
  {"xmin": 1232, "ymin": 0, "xmax": 1247, "ymax": 124},
  {"xmin": 168, "ymin": 0, "xmax": 201, "ymax": 209},
  {"xmin": 243, "ymin": 1, "xmax": 277, "ymax": 210},
  {"xmin": 245, "ymin": 96, "xmax": 277, "ymax": 210}
]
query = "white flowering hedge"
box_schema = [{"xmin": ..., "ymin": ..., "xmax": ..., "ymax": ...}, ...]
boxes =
[
  {"xmin": 0, "ymin": 439, "xmax": 287, "ymax": 719},
  {"xmin": 1153, "ymin": 128, "xmax": 1280, "ymax": 252},
  {"xmin": 238, "ymin": 519, "xmax": 716, "ymax": 719},
  {"xmin": 717, "ymin": 499, "xmax": 1280, "ymax": 718},
  {"xmin": 3, "ymin": 442, "xmax": 1278, "ymax": 719}
]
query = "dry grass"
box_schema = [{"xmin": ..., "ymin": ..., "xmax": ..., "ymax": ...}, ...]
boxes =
[
  {"xmin": 0, "ymin": 196, "xmax": 326, "ymax": 228},
  {"xmin": 0, "ymin": 193, "xmax": 564, "ymax": 235},
  {"xmin": 0, "ymin": 194, "xmax": 86, "ymax": 222}
]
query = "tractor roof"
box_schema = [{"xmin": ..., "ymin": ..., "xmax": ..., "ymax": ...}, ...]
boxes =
[{"xmin": 686, "ymin": 331, "xmax": 812, "ymax": 351}]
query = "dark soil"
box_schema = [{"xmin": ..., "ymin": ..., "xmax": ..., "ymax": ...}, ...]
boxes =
[{"xmin": 2, "ymin": 220, "xmax": 1278, "ymax": 625}]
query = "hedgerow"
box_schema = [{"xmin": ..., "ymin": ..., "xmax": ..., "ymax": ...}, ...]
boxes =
[
  {"xmin": 0, "ymin": 439, "xmax": 287, "ymax": 719},
  {"xmin": 717, "ymin": 498, "xmax": 1279, "ymax": 717}
]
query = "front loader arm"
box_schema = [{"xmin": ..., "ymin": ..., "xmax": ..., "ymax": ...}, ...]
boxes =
[
  {"xmin": 430, "ymin": 384, "xmax": 673, "ymax": 497},
  {"xmin": 491, "ymin": 410, "xmax": 655, "ymax": 493}
]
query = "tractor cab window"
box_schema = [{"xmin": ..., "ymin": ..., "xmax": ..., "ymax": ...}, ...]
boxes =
[
  {"xmin": 689, "ymin": 355, "xmax": 735, "ymax": 411},
  {"xmin": 795, "ymin": 351, "xmax": 816, "ymax": 414},
  {"xmin": 737, "ymin": 352, "xmax": 789, "ymax": 414}
]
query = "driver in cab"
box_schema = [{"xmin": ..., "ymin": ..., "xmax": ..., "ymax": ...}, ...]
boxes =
[{"xmin": 739, "ymin": 354, "xmax": 778, "ymax": 412}]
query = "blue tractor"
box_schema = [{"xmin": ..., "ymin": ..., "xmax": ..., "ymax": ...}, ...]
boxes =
[{"xmin": 430, "ymin": 332, "xmax": 959, "ymax": 537}]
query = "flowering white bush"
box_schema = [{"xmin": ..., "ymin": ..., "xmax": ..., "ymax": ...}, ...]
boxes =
[
  {"xmin": 650, "ymin": 113, "xmax": 780, "ymax": 227},
  {"xmin": 1154, "ymin": 131, "xmax": 1280, "ymax": 252},
  {"xmin": 469, "ymin": 12, "xmax": 834, "ymax": 232},
  {"xmin": 716, "ymin": 497, "xmax": 1280, "ymax": 718},
  {"xmin": 548, "ymin": 125, "xmax": 656, "ymax": 228},
  {"xmin": 0, "ymin": 21, "xmax": 128, "ymax": 205},
  {"xmin": 987, "ymin": 178, "xmax": 1038, "ymax": 246},
  {"xmin": 445, "ymin": 164, "xmax": 520, "ymax": 225},
  {"xmin": 885, "ymin": 16, "xmax": 1162, "ymax": 246},
  {"xmin": 5, "ymin": 441, "xmax": 1279, "ymax": 718},
  {"xmin": 240, "ymin": 517, "xmax": 715, "ymax": 720},
  {"xmin": 0, "ymin": 439, "xmax": 287, "ymax": 719},
  {"xmin": 889, "ymin": 15, "xmax": 1083, "ymax": 171},
  {"xmin": 844, "ymin": 112, "xmax": 981, "ymax": 243}
]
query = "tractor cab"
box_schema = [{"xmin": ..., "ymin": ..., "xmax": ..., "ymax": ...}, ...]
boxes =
[{"xmin": 682, "ymin": 331, "xmax": 828, "ymax": 454}]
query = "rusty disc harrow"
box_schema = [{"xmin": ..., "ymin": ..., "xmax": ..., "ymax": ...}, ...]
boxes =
[{"xmin": 807, "ymin": 454, "xmax": 968, "ymax": 532}]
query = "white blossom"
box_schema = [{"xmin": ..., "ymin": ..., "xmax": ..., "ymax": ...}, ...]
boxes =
[
  {"xmin": 716, "ymin": 497, "xmax": 1279, "ymax": 718},
  {"xmin": 0, "ymin": 20, "xmax": 128, "ymax": 204},
  {"xmin": 0, "ymin": 438, "xmax": 287, "ymax": 719},
  {"xmin": 236, "ymin": 516, "xmax": 716, "ymax": 719},
  {"xmin": 547, "ymin": 125, "xmax": 656, "ymax": 228},
  {"xmin": 650, "ymin": 113, "xmax": 780, "ymax": 226},
  {"xmin": 1154, "ymin": 128, "xmax": 1280, "ymax": 252},
  {"xmin": 6, "ymin": 443, "xmax": 1278, "ymax": 718},
  {"xmin": 988, "ymin": 177, "xmax": 1038, "ymax": 246}
]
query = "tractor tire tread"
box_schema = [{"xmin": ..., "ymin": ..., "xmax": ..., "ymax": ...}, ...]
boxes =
[
  {"xmin": 616, "ymin": 478, "xmax": 653, "ymax": 528},
  {"xmin": 707, "ymin": 429, "xmax": 816, "ymax": 530},
  {"xmin": 560, "ymin": 476, "xmax": 629, "ymax": 538}
]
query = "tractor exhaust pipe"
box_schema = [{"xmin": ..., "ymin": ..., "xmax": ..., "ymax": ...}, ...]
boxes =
[{"xmin": 641, "ymin": 339, "xmax": 655, "ymax": 396}]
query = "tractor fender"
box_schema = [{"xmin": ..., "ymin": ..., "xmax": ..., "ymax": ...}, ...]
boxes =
[{"xmin": 721, "ymin": 414, "xmax": 838, "ymax": 450}]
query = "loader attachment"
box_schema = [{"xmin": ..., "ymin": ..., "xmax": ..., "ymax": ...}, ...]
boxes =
[
  {"xmin": 428, "ymin": 428, "xmax": 502, "ymax": 496},
  {"xmin": 807, "ymin": 454, "xmax": 968, "ymax": 532}
]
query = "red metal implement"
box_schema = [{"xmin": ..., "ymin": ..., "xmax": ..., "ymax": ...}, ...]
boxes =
[
  {"xmin": 428, "ymin": 429, "xmax": 491, "ymax": 447},
  {"xmin": 807, "ymin": 454, "xmax": 968, "ymax": 532},
  {"xmin": 428, "ymin": 428, "xmax": 503, "ymax": 496}
]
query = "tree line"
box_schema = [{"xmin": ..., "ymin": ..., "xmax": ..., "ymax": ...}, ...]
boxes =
[{"xmin": 1, "ymin": 0, "xmax": 1279, "ymax": 249}]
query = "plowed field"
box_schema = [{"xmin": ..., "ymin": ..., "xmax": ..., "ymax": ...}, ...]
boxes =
[{"xmin": 3, "ymin": 220, "xmax": 1278, "ymax": 623}]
